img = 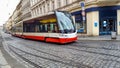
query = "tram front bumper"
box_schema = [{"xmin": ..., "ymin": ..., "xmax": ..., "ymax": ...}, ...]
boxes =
[{"xmin": 59, "ymin": 36, "xmax": 77, "ymax": 44}]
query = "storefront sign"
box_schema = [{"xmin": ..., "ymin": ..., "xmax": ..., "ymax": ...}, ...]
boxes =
[{"xmin": 94, "ymin": 21, "xmax": 98, "ymax": 27}]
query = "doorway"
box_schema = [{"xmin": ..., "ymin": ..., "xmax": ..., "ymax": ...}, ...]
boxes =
[
  {"xmin": 100, "ymin": 17, "xmax": 117, "ymax": 35},
  {"xmin": 99, "ymin": 9, "xmax": 117, "ymax": 35}
]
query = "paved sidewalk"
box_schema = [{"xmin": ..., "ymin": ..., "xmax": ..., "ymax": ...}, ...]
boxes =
[
  {"xmin": 0, "ymin": 29, "xmax": 26, "ymax": 68},
  {"xmin": 78, "ymin": 35, "xmax": 120, "ymax": 41},
  {"xmin": 0, "ymin": 50, "xmax": 11, "ymax": 68}
]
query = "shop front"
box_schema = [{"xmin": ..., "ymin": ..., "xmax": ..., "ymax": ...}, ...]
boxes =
[
  {"xmin": 71, "ymin": 11, "xmax": 87, "ymax": 34},
  {"xmin": 99, "ymin": 6, "xmax": 117, "ymax": 35},
  {"xmin": 72, "ymin": 5, "xmax": 120, "ymax": 36}
]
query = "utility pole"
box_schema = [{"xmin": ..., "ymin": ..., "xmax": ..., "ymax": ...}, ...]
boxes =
[{"xmin": 80, "ymin": 1, "xmax": 86, "ymax": 32}]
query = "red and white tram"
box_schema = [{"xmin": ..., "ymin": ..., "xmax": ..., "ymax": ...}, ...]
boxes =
[{"xmin": 11, "ymin": 11, "xmax": 77, "ymax": 44}]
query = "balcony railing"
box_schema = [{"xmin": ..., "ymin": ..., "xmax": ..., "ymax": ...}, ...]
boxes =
[
  {"xmin": 85, "ymin": 0, "xmax": 120, "ymax": 4},
  {"xmin": 21, "ymin": 12, "xmax": 31, "ymax": 20},
  {"xmin": 85, "ymin": 0, "xmax": 97, "ymax": 3},
  {"xmin": 22, "ymin": 8, "xmax": 30, "ymax": 16},
  {"xmin": 97, "ymin": 0, "xmax": 119, "ymax": 2},
  {"xmin": 22, "ymin": 0, "xmax": 30, "ymax": 7}
]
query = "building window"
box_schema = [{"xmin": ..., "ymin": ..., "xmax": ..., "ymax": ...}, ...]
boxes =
[
  {"xmin": 75, "ymin": 14, "xmax": 86, "ymax": 33},
  {"xmin": 35, "ymin": 8, "xmax": 37, "ymax": 16},
  {"xmin": 47, "ymin": 2, "xmax": 50, "ymax": 12},
  {"xmin": 34, "ymin": 8, "xmax": 36, "ymax": 16},
  {"xmin": 40, "ymin": 7, "xmax": 42, "ymax": 14},
  {"xmin": 32, "ymin": 0, "xmax": 35, "ymax": 5},
  {"xmin": 41, "ymin": 6, "xmax": 43, "ymax": 14},
  {"xmin": 37, "ymin": 6, "xmax": 39, "ymax": 15},
  {"xmin": 65, "ymin": 0, "xmax": 68, "ymax": 5},
  {"xmin": 44, "ymin": 5, "xmax": 45, "ymax": 13},
  {"xmin": 39, "ymin": 6, "xmax": 41, "ymax": 14},
  {"xmin": 57, "ymin": 0, "xmax": 61, "ymax": 8},
  {"xmin": 33, "ymin": 10, "xmax": 35, "ymax": 16},
  {"xmin": 31, "ymin": 0, "xmax": 33, "ymax": 6},
  {"xmin": 52, "ymin": 0, "xmax": 54, "ymax": 10}
]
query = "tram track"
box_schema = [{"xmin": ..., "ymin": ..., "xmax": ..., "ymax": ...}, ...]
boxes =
[
  {"xmin": 5, "ymin": 36, "xmax": 120, "ymax": 66},
  {"xmin": 8, "ymin": 45, "xmax": 42, "ymax": 68},
  {"xmin": 12, "ymin": 34, "xmax": 119, "ymax": 51},
  {"xmin": 66, "ymin": 46, "xmax": 120, "ymax": 58},
  {"xmin": 7, "ymin": 36, "xmax": 120, "ymax": 58},
  {"xmin": 67, "ymin": 46, "xmax": 120, "ymax": 57},
  {"xmin": 4, "ymin": 36, "xmax": 120, "ymax": 68},
  {"xmin": 7, "ymin": 43, "xmax": 91, "ymax": 68},
  {"xmin": 16, "ymin": 40, "xmax": 120, "ymax": 66},
  {"xmin": 70, "ymin": 41, "xmax": 120, "ymax": 51},
  {"xmin": 62, "ymin": 42, "xmax": 120, "ymax": 62},
  {"xmin": 18, "ymin": 39, "xmax": 120, "ymax": 62},
  {"xmin": 22, "ymin": 40, "xmax": 120, "ymax": 58},
  {"xmin": 2, "ymin": 32, "xmax": 120, "ymax": 67}
]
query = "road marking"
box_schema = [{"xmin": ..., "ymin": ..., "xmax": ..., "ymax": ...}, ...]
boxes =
[{"xmin": 0, "ymin": 50, "xmax": 11, "ymax": 68}]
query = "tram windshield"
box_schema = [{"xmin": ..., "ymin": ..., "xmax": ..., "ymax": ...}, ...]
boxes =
[{"xmin": 55, "ymin": 11, "xmax": 76, "ymax": 33}]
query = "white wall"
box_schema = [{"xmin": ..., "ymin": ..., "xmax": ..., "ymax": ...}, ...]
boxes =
[
  {"xmin": 117, "ymin": 10, "xmax": 120, "ymax": 35},
  {"xmin": 87, "ymin": 11, "xmax": 99, "ymax": 36}
]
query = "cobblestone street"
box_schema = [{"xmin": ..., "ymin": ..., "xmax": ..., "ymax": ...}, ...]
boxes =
[
  {"xmin": 1, "ymin": 0, "xmax": 120, "ymax": 68},
  {"xmin": 2, "ymin": 32, "xmax": 120, "ymax": 68}
]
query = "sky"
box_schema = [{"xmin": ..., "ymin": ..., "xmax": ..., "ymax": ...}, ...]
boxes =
[{"xmin": 0, "ymin": 0, "xmax": 20, "ymax": 26}]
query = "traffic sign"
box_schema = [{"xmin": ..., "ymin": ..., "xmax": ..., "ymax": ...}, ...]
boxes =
[
  {"xmin": 81, "ymin": 2, "xmax": 85, "ymax": 7},
  {"xmin": 80, "ymin": 1, "xmax": 85, "ymax": 10}
]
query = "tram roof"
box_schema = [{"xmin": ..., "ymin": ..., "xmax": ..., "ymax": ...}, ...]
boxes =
[{"xmin": 23, "ymin": 12, "xmax": 55, "ymax": 23}]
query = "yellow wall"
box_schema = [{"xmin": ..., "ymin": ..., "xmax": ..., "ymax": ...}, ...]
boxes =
[
  {"xmin": 117, "ymin": 10, "xmax": 120, "ymax": 35},
  {"xmin": 87, "ymin": 11, "xmax": 99, "ymax": 36}
]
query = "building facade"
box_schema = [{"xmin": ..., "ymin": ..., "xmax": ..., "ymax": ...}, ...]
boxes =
[
  {"xmin": 6, "ymin": 0, "xmax": 120, "ymax": 36},
  {"xmin": 5, "ymin": 0, "xmax": 31, "ymax": 33},
  {"xmin": 21, "ymin": 0, "xmax": 31, "ymax": 21},
  {"xmin": 30, "ymin": 0, "xmax": 120, "ymax": 36},
  {"xmin": 72, "ymin": 0, "xmax": 120, "ymax": 36},
  {"xmin": 30, "ymin": 0, "xmax": 78, "ymax": 17},
  {"xmin": 3, "ymin": 16, "xmax": 12, "ymax": 33}
]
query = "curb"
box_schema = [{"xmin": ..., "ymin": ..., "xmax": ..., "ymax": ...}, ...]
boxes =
[{"xmin": 78, "ymin": 38, "xmax": 120, "ymax": 41}]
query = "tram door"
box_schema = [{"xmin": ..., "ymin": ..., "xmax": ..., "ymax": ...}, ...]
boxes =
[{"xmin": 99, "ymin": 18, "xmax": 117, "ymax": 35}]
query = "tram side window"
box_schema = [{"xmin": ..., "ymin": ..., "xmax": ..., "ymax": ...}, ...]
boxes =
[
  {"xmin": 50, "ymin": 24, "xmax": 54, "ymax": 32},
  {"xmin": 45, "ymin": 24, "xmax": 48, "ymax": 32},
  {"xmin": 47, "ymin": 24, "xmax": 53, "ymax": 32},
  {"xmin": 23, "ymin": 20, "xmax": 58, "ymax": 33},
  {"xmin": 54, "ymin": 23, "xmax": 58, "ymax": 32},
  {"xmin": 39, "ymin": 23, "xmax": 58, "ymax": 33},
  {"xmin": 23, "ymin": 23, "xmax": 35, "ymax": 32},
  {"xmin": 47, "ymin": 24, "xmax": 50, "ymax": 32},
  {"xmin": 49, "ymin": 23, "xmax": 54, "ymax": 32},
  {"xmin": 40, "ymin": 24, "xmax": 47, "ymax": 32},
  {"xmin": 35, "ymin": 25, "xmax": 41, "ymax": 32},
  {"xmin": 49, "ymin": 23, "xmax": 58, "ymax": 33}
]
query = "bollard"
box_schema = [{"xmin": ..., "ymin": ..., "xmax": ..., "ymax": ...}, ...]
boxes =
[{"xmin": 111, "ymin": 31, "xmax": 117, "ymax": 39}]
